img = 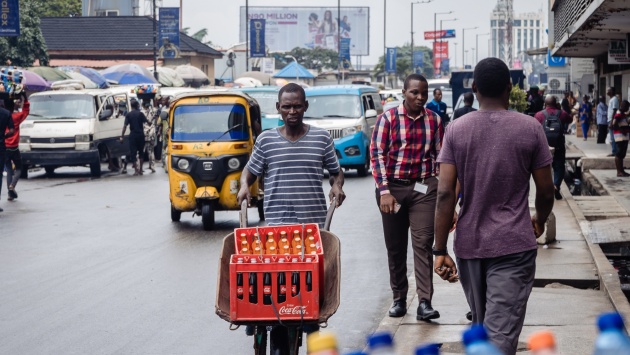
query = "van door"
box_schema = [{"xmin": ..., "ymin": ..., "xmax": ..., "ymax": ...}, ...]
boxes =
[
  {"xmin": 363, "ymin": 94, "xmax": 378, "ymax": 137},
  {"xmin": 95, "ymin": 93, "xmax": 129, "ymax": 158}
]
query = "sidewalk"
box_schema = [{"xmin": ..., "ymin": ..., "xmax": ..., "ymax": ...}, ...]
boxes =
[{"xmin": 374, "ymin": 176, "xmax": 615, "ymax": 354}]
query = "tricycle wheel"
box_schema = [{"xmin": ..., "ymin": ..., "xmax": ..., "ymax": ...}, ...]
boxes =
[
  {"xmin": 171, "ymin": 204, "xmax": 181, "ymax": 222},
  {"xmin": 90, "ymin": 162, "xmax": 101, "ymax": 177},
  {"xmin": 257, "ymin": 199, "xmax": 265, "ymax": 221},
  {"xmin": 356, "ymin": 152, "xmax": 369, "ymax": 177},
  {"xmin": 254, "ymin": 326, "xmax": 267, "ymax": 355},
  {"xmin": 44, "ymin": 166, "xmax": 56, "ymax": 175},
  {"xmin": 201, "ymin": 202, "xmax": 215, "ymax": 230}
]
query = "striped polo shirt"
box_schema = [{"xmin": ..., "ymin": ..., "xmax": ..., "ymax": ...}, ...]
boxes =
[{"xmin": 245, "ymin": 125, "xmax": 340, "ymax": 227}]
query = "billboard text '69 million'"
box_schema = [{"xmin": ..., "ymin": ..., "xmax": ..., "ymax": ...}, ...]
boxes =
[{"xmin": 240, "ymin": 7, "xmax": 369, "ymax": 56}]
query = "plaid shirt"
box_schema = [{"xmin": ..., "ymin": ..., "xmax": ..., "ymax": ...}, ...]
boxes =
[{"xmin": 370, "ymin": 102, "xmax": 443, "ymax": 195}]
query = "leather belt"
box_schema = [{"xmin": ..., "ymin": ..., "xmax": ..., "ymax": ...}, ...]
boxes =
[{"xmin": 388, "ymin": 178, "xmax": 430, "ymax": 186}]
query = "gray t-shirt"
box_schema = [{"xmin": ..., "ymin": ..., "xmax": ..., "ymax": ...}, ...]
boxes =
[
  {"xmin": 437, "ymin": 110, "xmax": 553, "ymax": 259},
  {"xmin": 245, "ymin": 125, "xmax": 340, "ymax": 227}
]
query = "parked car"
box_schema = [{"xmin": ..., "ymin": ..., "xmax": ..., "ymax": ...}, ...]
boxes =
[{"xmin": 232, "ymin": 86, "xmax": 283, "ymax": 131}]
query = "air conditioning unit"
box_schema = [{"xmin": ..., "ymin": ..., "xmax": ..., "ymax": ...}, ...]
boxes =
[{"xmin": 548, "ymin": 77, "xmax": 566, "ymax": 91}]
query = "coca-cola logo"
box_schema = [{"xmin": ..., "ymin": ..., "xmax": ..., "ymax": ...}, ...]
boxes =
[
  {"xmin": 263, "ymin": 286, "xmax": 271, "ymax": 294},
  {"xmin": 237, "ymin": 287, "xmax": 244, "ymax": 295},
  {"xmin": 279, "ymin": 305, "xmax": 308, "ymax": 315},
  {"xmin": 280, "ymin": 286, "xmax": 287, "ymax": 294}
]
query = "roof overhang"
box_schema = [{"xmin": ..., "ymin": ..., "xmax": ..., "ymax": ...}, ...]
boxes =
[{"xmin": 552, "ymin": 0, "xmax": 630, "ymax": 57}]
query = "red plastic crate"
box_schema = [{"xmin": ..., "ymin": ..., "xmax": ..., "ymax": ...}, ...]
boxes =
[{"xmin": 229, "ymin": 254, "xmax": 320, "ymax": 322}]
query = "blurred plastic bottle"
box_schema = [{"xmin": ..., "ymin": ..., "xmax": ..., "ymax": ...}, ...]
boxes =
[
  {"xmin": 528, "ymin": 330, "xmax": 558, "ymax": 355},
  {"xmin": 367, "ymin": 332, "xmax": 396, "ymax": 355},
  {"xmin": 462, "ymin": 325, "xmax": 503, "ymax": 355},
  {"xmin": 415, "ymin": 343, "xmax": 440, "ymax": 355},
  {"xmin": 594, "ymin": 312, "xmax": 630, "ymax": 355},
  {"xmin": 307, "ymin": 331, "xmax": 339, "ymax": 355}
]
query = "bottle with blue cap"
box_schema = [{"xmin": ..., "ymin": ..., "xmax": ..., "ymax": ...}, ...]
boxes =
[
  {"xmin": 367, "ymin": 331, "xmax": 396, "ymax": 355},
  {"xmin": 462, "ymin": 325, "xmax": 503, "ymax": 355},
  {"xmin": 593, "ymin": 312, "xmax": 630, "ymax": 354},
  {"xmin": 415, "ymin": 343, "xmax": 440, "ymax": 355}
]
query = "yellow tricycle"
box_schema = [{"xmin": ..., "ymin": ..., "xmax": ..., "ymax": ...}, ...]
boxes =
[{"xmin": 167, "ymin": 91, "xmax": 263, "ymax": 230}]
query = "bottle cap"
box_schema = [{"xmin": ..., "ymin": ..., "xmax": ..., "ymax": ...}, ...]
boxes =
[
  {"xmin": 292, "ymin": 258, "xmax": 298, "ymax": 262},
  {"xmin": 306, "ymin": 332, "xmax": 337, "ymax": 353},
  {"xmin": 305, "ymin": 257, "xmax": 312, "ymax": 262},
  {"xmin": 527, "ymin": 330, "xmax": 556, "ymax": 351},
  {"xmin": 367, "ymin": 332, "xmax": 393, "ymax": 349},
  {"xmin": 462, "ymin": 325, "xmax": 488, "ymax": 346},
  {"xmin": 597, "ymin": 312, "xmax": 625, "ymax": 331},
  {"xmin": 415, "ymin": 343, "xmax": 440, "ymax": 355},
  {"xmin": 237, "ymin": 258, "xmax": 243, "ymax": 263},
  {"xmin": 264, "ymin": 258, "xmax": 271, "ymax": 263},
  {"xmin": 240, "ymin": 233, "xmax": 247, "ymax": 237},
  {"xmin": 251, "ymin": 259, "xmax": 257, "ymax": 263},
  {"xmin": 279, "ymin": 258, "xmax": 285, "ymax": 263}
]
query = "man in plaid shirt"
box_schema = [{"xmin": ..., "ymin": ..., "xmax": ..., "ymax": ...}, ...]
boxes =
[{"xmin": 370, "ymin": 73, "xmax": 446, "ymax": 320}]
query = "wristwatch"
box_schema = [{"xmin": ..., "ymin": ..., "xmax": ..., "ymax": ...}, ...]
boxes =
[{"xmin": 432, "ymin": 248, "xmax": 448, "ymax": 256}]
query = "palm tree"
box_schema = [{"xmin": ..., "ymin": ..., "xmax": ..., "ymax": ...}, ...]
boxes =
[{"xmin": 190, "ymin": 28, "xmax": 214, "ymax": 47}]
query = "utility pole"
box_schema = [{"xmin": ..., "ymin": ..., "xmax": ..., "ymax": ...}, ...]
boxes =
[
  {"xmin": 245, "ymin": 0, "xmax": 249, "ymax": 72},
  {"xmin": 338, "ymin": 0, "xmax": 341, "ymax": 84},
  {"xmin": 384, "ymin": 0, "xmax": 387, "ymax": 88},
  {"xmin": 153, "ymin": 0, "xmax": 157, "ymax": 80}
]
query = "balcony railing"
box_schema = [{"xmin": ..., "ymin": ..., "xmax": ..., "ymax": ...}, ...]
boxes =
[{"xmin": 553, "ymin": 0, "xmax": 595, "ymax": 44}]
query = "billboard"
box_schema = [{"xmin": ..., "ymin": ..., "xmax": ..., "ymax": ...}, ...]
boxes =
[
  {"xmin": 0, "ymin": 0, "xmax": 19, "ymax": 37},
  {"xmin": 158, "ymin": 8, "xmax": 180, "ymax": 59},
  {"xmin": 385, "ymin": 48, "xmax": 397, "ymax": 73},
  {"xmin": 240, "ymin": 7, "xmax": 369, "ymax": 56},
  {"xmin": 250, "ymin": 19, "xmax": 266, "ymax": 58},
  {"xmin": 608, "ymin": 40, "xmax": 630, "ymax": 65},
  {"xmin": 433, "ymin": 42, "xmax": 448, "ymax": 74},
  {"xmin": 424, "ymin": 30, "xmax": 456, "ymax": 40}
]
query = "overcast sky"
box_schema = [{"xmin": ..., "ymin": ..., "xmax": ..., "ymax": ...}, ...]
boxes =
[{"xmin": 147, "ymin": 0, "xmax": 546, "ymax": 66}]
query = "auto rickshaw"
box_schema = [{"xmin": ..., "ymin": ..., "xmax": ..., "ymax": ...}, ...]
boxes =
[{"xmin": 167, "ymin": 91, "xmax": 263, "ymax": 230}]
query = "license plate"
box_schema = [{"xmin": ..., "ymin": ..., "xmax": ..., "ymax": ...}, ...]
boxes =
[{"xmin": 203, "ymin": 162, "xmax": 213, "ymax": 170}]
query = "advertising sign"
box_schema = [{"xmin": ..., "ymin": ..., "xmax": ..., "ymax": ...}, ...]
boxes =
[
  {"xmin": 433, "ymin": 42, "xmax": 449, "ymax": 74},
  {"xmin": 386, "ymin": 47, "xmax": 397, "ymax": 73},
  {"xmin": 547, "ymin": 49, "xmax": 566, "ymax": 67},
  {"xmin": 339, "ymin": 37, "xmax": 351, "ymax": 69},
  {"xmin": 240, "ymin": 7, "xmax": 369, "ymax": 56},
  {"xmin": 424, "ymin": 29, "xmax": 456, "ymax": 40},
  {"xmin": 158, "ymin": 8, "xmax": 181, "ymax": 59},
  {"xmin": 0, "ymin": 0, "xmax": 19, "ymax": 37},
  {"xmin": 250, "ymin": 19, "xmax": 266, "ymax": 58},
  {"xmin": 413, "ymin": 51, "xmax": 423, "ymax": 73},
  {"xmin": 608, "ymin": 40, "xmax": 630, "ymax": 64}
]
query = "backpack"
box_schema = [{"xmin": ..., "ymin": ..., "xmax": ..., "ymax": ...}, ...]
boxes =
[{"xmin": 542, "ymin": 109, "xmax": 563, "ymax": 147}]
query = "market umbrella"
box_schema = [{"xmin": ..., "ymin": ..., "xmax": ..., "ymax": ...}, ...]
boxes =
[
  {"xmin": 147, "ymin": 66, "xmax": 185, "ymax": 87},
  {"xmin": 64, "ymin": 71, "xmax": 99, "ymax": 89},
  {"xmin": 28, "ymin": 66, "xmax": 72, "ymax": 83},
  {"xmin": 59, "ymin": 66, "xmax": 109, "ymax": 89},
  {"xmin": 234, "ymin": 77, "xmax": 263, "ymax": 88},
  {"xmin": 238, "ymin": 71, "xmax": 273, "ymax": 86},
  {"xmin": 22, "ymin": 70, "xmax": 50, "ymax": 92},
  {"xmin": 173, "ymin": 65, "xmax": 210, "ymax": 88},
  {"xmin": 101, "ymin": 63, "xmax": 158, "ymax": 85}
]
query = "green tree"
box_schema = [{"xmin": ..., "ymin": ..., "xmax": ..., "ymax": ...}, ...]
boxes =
[
  {"xmin": 374, "ymin": 44, "xmax": 435, "ymax": 82},
  {"xmin": 0, "ymin": 0, "xmax": 49, "ymax": 67},
  {"xmin": 33, "ymin": 0, "xmax": 81, "ymax": 17},
  {"xmin": 509, "ymin": 86, "xmax": 528, "ymax": 113},
  {"xmin": 274, "ymin": 47, "xmax": 339, "ymax": 72}
]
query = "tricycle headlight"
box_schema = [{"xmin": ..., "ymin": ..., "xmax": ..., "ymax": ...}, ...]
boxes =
[
  {"xmin": 75, "ymin": 134, "xmax": 91, "ymax": 143},
  {"xmin": 228, "ymin": 157, "xmax": 240, "ymax": 170},
  {"xmin": 341, "ymin": 125, "xmax": 362, "ymax": 137},
  {"xmin": 177, "ymin": 158, "xmax": 190, "ymax": 170}
]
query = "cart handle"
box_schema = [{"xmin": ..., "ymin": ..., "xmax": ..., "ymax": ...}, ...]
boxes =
[
  {"xmin": 323, "ymin": 197, "xmax": 336, "ymax": 232},
  {"xmin": 240, "ymin": 200, "xmax": 248, "ymax": 228}
]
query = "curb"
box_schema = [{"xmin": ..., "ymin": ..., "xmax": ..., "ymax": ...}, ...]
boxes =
[{"xmin": 560, "ymin": 182, "xmax": 630, "ymax": 333}]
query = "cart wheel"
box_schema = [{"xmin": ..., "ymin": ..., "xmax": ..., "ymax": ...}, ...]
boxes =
[
  {"xmin": 257, "ymin": 199, "xmax": 265, "ymax": 221},
  {"xmin": 202, "ymin": 202, "xmax": 215, "ymax": 230},
  {"xmin": 171, "ymin": 204, "xmax": 181, "ymax": 222},
  {"xmin": 254, "ymin": 326, "xmax": 267, "ymax": 355}
]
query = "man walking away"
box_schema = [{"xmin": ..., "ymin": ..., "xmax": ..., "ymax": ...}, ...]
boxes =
[
  {"xmin": 611, "ymin": 100, "xmax": 630, "ymax": 177},
  {"xmin": 426, "ymin": 88, "xmax": 449, "ymax": 125},
  {"xmin": 120, "ymin": 99, "xmax": 150, "ymax": 176},
  {"xmin": 596, "ymin": 96, "xmax": 608, "ymax": 144},
  {"xmin": 452, "ymin": 92, "xmax": 476, "ymax": 120},
  {"xmin": 0, "ymin": 103, "xmax": 14, "ymax": 212},
  {"xmin": 371, "ymin": 74, "xmax": 446, "ymax": 321},
  {"xmin": 434, "ymin": 57, "xmax": 555, "ymax": 355},
  {"xmin": 607, "ymin": 87, "xmax": 620, "ymax": 157},
  {"xmin": 4, "ymin": 93, "xmax": 29, "ymax": 201},
  {"xmin": 524, "ymin": 86, "xmax": 544, "ymax": 117},
  {"xmin": 534, "ymin": 96, "xmax": 572, "ymax": 200}
]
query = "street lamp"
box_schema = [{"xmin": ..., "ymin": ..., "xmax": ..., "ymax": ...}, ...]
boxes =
[
  {"xmin": 433, "ymin": 11, "xmax": 453, "ymax": 75},
  {"xmin": 462, "ymin": 26, "xmax": 478, "ymax": 68},
  {"xmin": 285, "ymin": 55, "xmax": 299, "ymax": 82},
  {"xmin": 411, "ymin": 1, "xmax": 434, "ymax": 68},
  {"xmin": 440, "ymin": 18, "xmax": 457, "ymax": 70},
  {"xmin": 475, "ymin": 33, "xmax": 489, "ymax": 65}
]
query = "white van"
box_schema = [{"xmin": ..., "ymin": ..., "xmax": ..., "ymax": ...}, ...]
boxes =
[{"xmin": 19, "ymin": 89, "xmax": 131, "ymax": 177}]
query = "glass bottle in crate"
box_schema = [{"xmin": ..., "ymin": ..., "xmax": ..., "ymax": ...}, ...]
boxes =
[
  {"xmin": 263, "ymin": 258, "xmax": 272, "ymax": 305},
  {"xmin": 267, "ymin": 246, "xmax": 278, "ymax": 255},
  {"xmin": 239, "ymin": 233, "xmax": 251, "ymax": 254},
  {"xmin": 277, "ymin": 259, "xmax": 286, "ymax": 303},
  {"xmin": 282, "ymin": 245, "xmax": 291, "ymax": 255},
  {"xmin": 292, "ymin": 230, "xmax": 302, "ymax": 249},
  {"xmin": 236, "ymin": 258, "xmax": 244, "ymax": 300},
  {"xmin": 252, "ymin": 233, "xmax": 263, "ymax": 253},
  {"xmin": 266, "ymin": 232, "xmax": 278, "ymax": 253},
  {"xmin": 278, "ymin": 231, "xmax": 290, "ymax": 252}
]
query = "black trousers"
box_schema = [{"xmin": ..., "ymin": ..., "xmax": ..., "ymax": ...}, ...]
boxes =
[
  {"xmin": 597, "ymin": 124, "xmax": 608, "ymax": 143},
  {"xmin": 0, "ymin": 147, "xmax": 5, "ymax": 196}
]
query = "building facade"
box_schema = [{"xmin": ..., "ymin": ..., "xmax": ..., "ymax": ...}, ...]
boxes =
[
  {"xmin": 491, "ymin": 5, "xmax": 546, "ymax": 63},
  {"xmin": 82, "ymin": 0, "xmax": 140, "ymax": 16}
]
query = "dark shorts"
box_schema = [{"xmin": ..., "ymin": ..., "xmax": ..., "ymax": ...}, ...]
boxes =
[
  {"xmin": 616, "ymin": 140, "xmax": 628, "ymax": 160},
  {"xmin": 128, "ymin": 134, "xmax": 145, "ymax": 163},
  {"xmin": 5, "ymin": 148, "xmax": 22, "ymax": 170}
]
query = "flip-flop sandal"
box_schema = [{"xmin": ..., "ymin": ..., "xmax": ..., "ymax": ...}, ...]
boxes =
[{"xmin": 8, "ymin": 186, "xmax": 17, "ymax": 200}]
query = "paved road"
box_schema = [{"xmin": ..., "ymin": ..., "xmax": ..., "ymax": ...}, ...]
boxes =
[{"xmin": 0, "ymin": 164, "xmax": 394, "ymax": 353}]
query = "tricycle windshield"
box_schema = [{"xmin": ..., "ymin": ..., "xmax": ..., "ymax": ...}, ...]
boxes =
[
  {"xmin": 304, "ymin": 95, "xmax": 362, "ymax": 119},
  {"xmin": 172, "ymin": 104, "xmax": 250, "ymax": 142},
  {"xmin": 28, "ymin": 94, "xmax": 96, "ymax": 119}
]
